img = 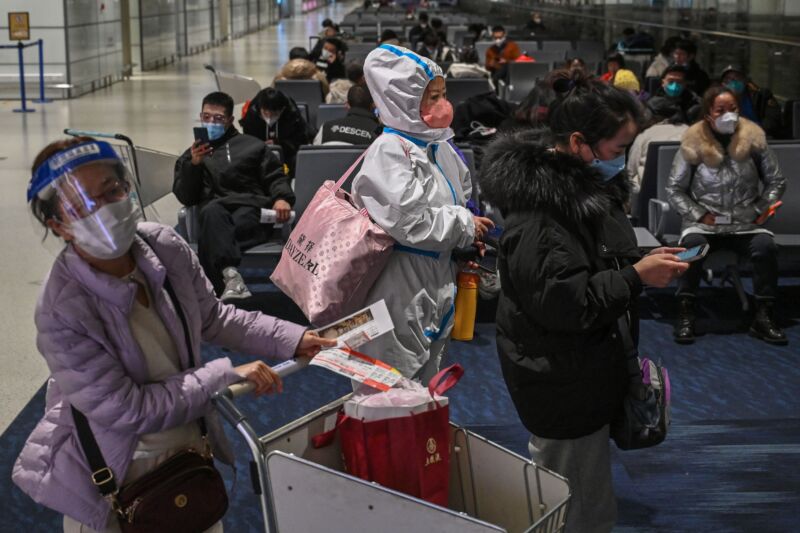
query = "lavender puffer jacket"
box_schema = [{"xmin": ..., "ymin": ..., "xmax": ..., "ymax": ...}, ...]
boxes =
[{"xmin": 12, "ymin": 222, "xmax": 306, "ymax": 530}]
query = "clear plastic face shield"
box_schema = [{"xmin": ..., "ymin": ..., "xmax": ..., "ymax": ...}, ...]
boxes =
[{"xmin": 27, "ymin": 141, "xmax": 142, "ymax": 260}]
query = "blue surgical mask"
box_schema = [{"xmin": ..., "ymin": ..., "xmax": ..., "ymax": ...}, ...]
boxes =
[
  {"xmin": 591, "ymin": 153, "xmax": 626, "ymax": 181},
  {"xmin": 664, "ymin": 81, "xmax": 684, "ymax": 98},
  {"xmin": 725, "ymin": 79, "xmax": 745, "ymax": 94},
  {"xmin": 204, "ymin": 122, "xmax": 226, "ymax": 141}
]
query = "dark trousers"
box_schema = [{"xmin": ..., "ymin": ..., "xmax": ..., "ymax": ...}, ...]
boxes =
[
  {"xmin": 197, "ymin": 200, "xmax": 269, "ymax": 294},
  {"xmin": 677, "ymin": 232, "xmax": 779, "ymax": 300}
]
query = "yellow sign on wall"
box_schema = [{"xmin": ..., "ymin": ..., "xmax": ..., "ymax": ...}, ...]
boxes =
[{"xmin": 8, "ymin": 12, "xmax": 30, "ymax": 41}]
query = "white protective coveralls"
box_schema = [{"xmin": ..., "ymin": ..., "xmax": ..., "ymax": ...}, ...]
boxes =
[{"xmin": 352, "ymin": 45, "xmax": 476, "ymax": 382}]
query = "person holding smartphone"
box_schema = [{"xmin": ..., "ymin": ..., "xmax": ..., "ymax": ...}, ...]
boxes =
[
  {"xmin": 666, "ymin": 85, "xmax": 787, "ymax": 345},
  {"xmin": 174, "ymin": 91, "xmax": 295, "ymax": 301},
  {"xmin": 481, "ymin": 71, "xmax": 688, "ymax": 532}
]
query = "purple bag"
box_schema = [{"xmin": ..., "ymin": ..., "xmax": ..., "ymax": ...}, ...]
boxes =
[
  {"xmin": 611, "ymin": 354, "xmax": 671, "ymax": 450},
  {"xmin": 270, "ymin": 152, "xmax": 395, "ymax": 326}
]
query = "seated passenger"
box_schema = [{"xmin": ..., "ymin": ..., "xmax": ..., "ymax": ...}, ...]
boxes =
[
  {"xmin": 326, "ymin": 62, "xmax": 366, "ymax": 104},
  {"xmin": 272, "ymin": 52, "xmax": 330, "ymax": 98},
  {"xmin": 645, "ymin": 36, "xmax": 680, "ymax": 78},
  {"xmin": 646, "ymin": 64, "xmax": 702, "ymax": 124},
  {"xmin": 599, "ymin": 53, "xmax": 624, "ymax": 83},
  {"xmin": 447, "ymin": 47, "xmax": 494, "ymax": 90},
  {"xmin": 175, "ymin": 92, "xmax": 295, "ymax": 299},
  {"xmin": 408, "ymin": 12, "xmax": 430, "ymax": 51},
  {"xmin": 14, "ymin": 136, "xmax": 333, "ymax": 532},
  {"xmin": 672, "ymin": 39, "xmax": 710, "ymax": 95},
  {"xmin": 626, "ymin": 98, "xmax": 689, "ymax": 193},
  {"xmin": 417, "ymin": 31, "xmax": 455, "ymax": 63},
  {"xmin": 485, "ymin": 25, "xmax": 521, "ymax": 81},
  {"xmin": 379, "ymin": 29, "xmax": 401, "ymax": 46},
  {"xmin": 719, "ymin": 64, "xmax": 782, "ymax": 137},
  {"xmin": 239, "ymin": 87, "xmax": 314, "ymax": 174},
  {"xmin": 613, "ymin": 68, "xmax": 645, "ymax": 100},
  {"xmin": 667, "ymin": 86, "xmax": 787, "ymax": 345},
  {"xmin": 315, "ymin": 37, "xmax": 348, "ymax": 82},
  {"xmin": 314, "ymin": 85, "xmax": 382, "ymax": 145},
  {"xmin": 310, "ymin": 23, "xmax": 340, "ymax": 62}
]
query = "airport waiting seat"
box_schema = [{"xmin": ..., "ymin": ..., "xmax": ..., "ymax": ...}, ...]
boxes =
[
  {"xmin": 445, "ymin": 78, "xmax": 493, "ymax": 107},
  {"xmin": 765, "ymin": 142, "xmax": 800, "ymax": 271},
  {"xmin": 631, "ymin": 141, "xmax": 680, "ymax": 223},
  {"xmin": 527, "ymin": 50, "xmax": 567, "ymax": 65},
  {"xmin": 540, "ymin": 41, "xmax": 572, "ymax": 54},
  {"xmin": 293, "ymin": 146, "xmax": 368, "ymax": 220},
  {"xmin": 316, "ymin": 104, "xmax": 349, "ymax": 129},
  {"xmin": 348, "ymin": 43, "xmax": 377, "ymax": 56},
  {"xmin": 500, "ymin": 62, "xmax": 550, "ymax": 103},
  {"xmin": 296, "ymin": 103, "xmax": 310, "ymax": 127},
  {"xmin": 275, "ymin": 80, "xmax": 324, "ymax": 127}
]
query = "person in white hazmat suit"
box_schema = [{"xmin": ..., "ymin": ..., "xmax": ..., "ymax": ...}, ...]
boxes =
[{"xmin": 352, "ymin": 45, "xmax": 494, "ymax": 382}]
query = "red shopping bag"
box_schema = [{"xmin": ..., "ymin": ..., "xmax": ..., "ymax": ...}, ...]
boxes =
[{"xmin": 312, "ymin": 365, "xmax": 464, "ymax": 507}]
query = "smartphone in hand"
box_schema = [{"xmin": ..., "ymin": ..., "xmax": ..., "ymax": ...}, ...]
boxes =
[
  {"xmin": 193, "ymin": 127, "xmax": 210, "ymax": 144},
  {"xmin": 676, "ymin": 244, "xmax": 710, "ymax": 263}
]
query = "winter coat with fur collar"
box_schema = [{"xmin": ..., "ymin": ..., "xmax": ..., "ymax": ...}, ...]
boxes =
[
  {"xmin": 666, "ymin": 117, "xmax": 785, "ymax": 237},
  {"xmin": 480, "ymin": 129, "xmax": 642, "ymax": 439}
]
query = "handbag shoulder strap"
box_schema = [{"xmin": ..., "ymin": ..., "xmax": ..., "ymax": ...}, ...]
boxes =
[
  {"xmin": 334, "ymin": 150, "xmax": 369, "ymax": 190},
  {"xmin": 72, "ymin": 233, "xmax": 209, "ymax": 500}
]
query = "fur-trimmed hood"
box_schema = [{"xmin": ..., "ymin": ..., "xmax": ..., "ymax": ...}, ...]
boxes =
[
  {"xmin": 479, "ymin": 129, "xmax": 630, "ymax": 222},
  {"xmin": 680, "ymin": 117, "xmax": 766, "ymax": 168}
]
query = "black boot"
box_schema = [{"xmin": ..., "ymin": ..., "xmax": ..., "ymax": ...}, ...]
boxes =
[
  {"xmin": 674, "ymin": 296, "xmax": 696, "ymax": 344},
  {"xmin": 749, "ymin": 300, "xmax": 788, "ymax": 345}
]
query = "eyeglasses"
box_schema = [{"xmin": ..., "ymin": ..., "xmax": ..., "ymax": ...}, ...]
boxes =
[{"xmin": 199, "ymin": 112, "xmax": 229, "ymax": 124}]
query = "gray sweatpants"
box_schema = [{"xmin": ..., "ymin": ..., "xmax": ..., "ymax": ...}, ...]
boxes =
[{"xmin": 529, "ymin": 424, "xmax": 616, "ymax": 533}]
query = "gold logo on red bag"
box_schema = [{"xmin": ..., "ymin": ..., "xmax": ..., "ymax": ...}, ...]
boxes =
[
  {"xmin": 425, "ymin": 438, "xmax": 442, "ymax": 467},
  {"xmin": 426, "ymin": 438, "xmax": 437, "ymax": 454}
]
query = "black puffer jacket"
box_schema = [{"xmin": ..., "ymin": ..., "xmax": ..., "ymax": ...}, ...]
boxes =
[{"xmin": 480, "ymin": 129, "xmax": 643, "ymax": 440}]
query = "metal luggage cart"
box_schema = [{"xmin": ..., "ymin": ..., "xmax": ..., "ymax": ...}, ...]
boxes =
[{"xmin": 213, "ymin": 360, "xmax": 571, "ymax": 533}]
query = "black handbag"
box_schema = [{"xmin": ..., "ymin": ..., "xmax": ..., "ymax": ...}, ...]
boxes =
[
  {"xmin": 610, "ymin": 314, "xmax": 671, "ymax": 450},
  {"xmin": 72, "ymin": 261, "xmax": 228, "ymax": 532}
]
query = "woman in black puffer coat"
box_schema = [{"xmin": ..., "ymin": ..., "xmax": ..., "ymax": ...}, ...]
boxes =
[{"xmin": 480, "ymin": 73, "xmax": 688, "ymax": 533}]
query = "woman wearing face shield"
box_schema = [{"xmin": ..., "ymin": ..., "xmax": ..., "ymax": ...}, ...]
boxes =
[
  {"xmin": 480, "ymin": 71, "xmax": 688, "ymax": 533},
  {"xmin": 351, "ymin": 45, "xmax": 494, "ymax": 382},
  {"xmin": 667, "ymin": 86, "xmax": 787, "ymax": 345},
  {"xmin": 13, "ymin": 137, "xmax": 334, "ymax": 532}
]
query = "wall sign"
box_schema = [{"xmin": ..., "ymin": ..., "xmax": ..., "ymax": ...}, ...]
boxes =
[{"xmin": 8, "ymin": 12, "xmax": 30, "ymax": 41}]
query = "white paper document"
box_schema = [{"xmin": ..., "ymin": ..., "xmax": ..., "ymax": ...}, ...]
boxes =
[
  {"xmin": 309, "ymin": 348, "xmax": 402, "ymax": 391},
  {"xmin": 314, "ymin": 300, "xmax": 394, "ymax": 350},
  {"xmin": 260, "ymin": 208, "xmax": 296, "ymax": 226}
]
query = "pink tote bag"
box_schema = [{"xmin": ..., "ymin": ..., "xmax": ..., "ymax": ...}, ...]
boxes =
[{"xmin": 270, "ymin": 151, "xmax": 394, "ymax": 326}]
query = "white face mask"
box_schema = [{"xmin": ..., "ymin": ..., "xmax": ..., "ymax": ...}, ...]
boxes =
[
  {"xmin": 68, "ymin": 197, "xmax": 140, "ymax": 260},
  {"xmin": 320, "ymin": 48, "xmax": 332, "ymax": 61},
  {"xmin": 263, "ymin": 113, "xmax": 278, "ymax": 127},
  {"xmin": 494, "ymin": 38, "xmax": 505, "ymax": 47},
  {"xmin": 713, "ymin": 111, "xmax": 739, "ymax": 134}
]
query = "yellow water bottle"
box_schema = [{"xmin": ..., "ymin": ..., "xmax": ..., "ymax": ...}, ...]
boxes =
[{"xmin": 452, "ymin": 272, "xmax": 480, "ymax": 341}]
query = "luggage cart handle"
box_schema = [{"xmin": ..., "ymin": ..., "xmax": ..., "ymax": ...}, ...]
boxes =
[
  {"xmin": 213, "ymin": 358, "xmax": 311, "ymax": 427},
  {"xmin": 221, "ymin": 357, "xmax": 310, "ymax": 399},
  {"xmin": 63, "ymin": 128, "xmax": 134, "ymax": 147}
]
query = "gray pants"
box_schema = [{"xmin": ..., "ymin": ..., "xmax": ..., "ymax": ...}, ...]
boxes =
[{"xmin": 529, "ymin": 425, "xmax": 616, "ymax": 533}]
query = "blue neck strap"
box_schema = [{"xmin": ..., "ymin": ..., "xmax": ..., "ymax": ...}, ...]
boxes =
[{"xmin": 383, "ymin": 127, "xmax": 429, "ymax": 148}]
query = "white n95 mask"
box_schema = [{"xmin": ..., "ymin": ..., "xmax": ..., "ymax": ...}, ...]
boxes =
[
  {"xmin": 69, "ymin": 198, "xmax": 141, "ymax": 260},
  {"xmin": 714, "ymin": 112, "xmax": 739, "ymax": 134}
]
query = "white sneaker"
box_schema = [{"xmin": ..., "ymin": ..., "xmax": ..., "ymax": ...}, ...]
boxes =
[{"xmin": 220, "ymin": 267, "xmax": 252, "ymax": 301}]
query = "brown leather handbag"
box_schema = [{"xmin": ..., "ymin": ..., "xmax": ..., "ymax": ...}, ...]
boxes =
[{"xmin": 72, "ymin": 271, "xmax": 228, "ymax": 532}]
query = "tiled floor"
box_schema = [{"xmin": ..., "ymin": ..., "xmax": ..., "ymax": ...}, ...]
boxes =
[{"xmin": 0, "ymin": 0, "xmax": 359, "ymax": 433}]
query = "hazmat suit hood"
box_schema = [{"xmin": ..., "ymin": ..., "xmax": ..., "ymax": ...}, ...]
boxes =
[{"xmin": 364, "ymin": 45, "xmax": 453, "ymax": 144}]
